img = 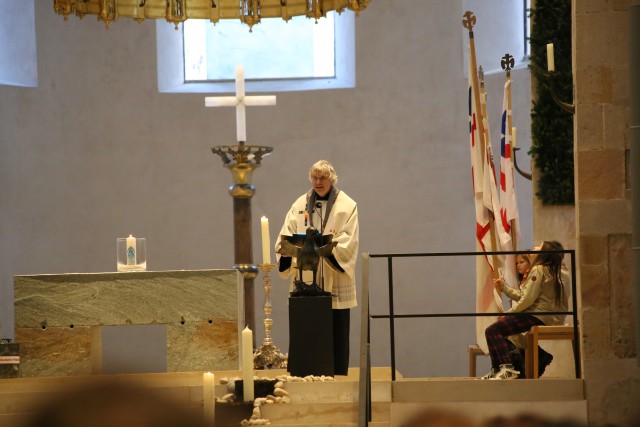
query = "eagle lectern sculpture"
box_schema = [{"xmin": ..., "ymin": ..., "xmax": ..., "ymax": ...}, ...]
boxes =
[{"xmin": 280, "ymin": 228, "xmax": 337, "ymax": 296}]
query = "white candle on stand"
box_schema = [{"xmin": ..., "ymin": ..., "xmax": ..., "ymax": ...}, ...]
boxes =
[
  {"xmin": 235, "ymin": 65, "xmax": 246, "ymax": 142},
  {"xmin": 203, "ymin": 372, "xmax": 215, "ymax": 425},
  {"xmin": 261, "ymin": 216, "xmax": 271, "ymax": 265},
  {"xmin": 546, "ymin": 43, "xmax": 555, "ymax": 72},
  {"xmin": 126, "ymin": 235, "xmax": 136, "ymax": 266},
  {"xmin": 241, "ymin": 326, "xmax": 254, "ymax": 401},
  {"xmin": 512, "ymin": 127, "xmax": 517, "ymax": 148}
]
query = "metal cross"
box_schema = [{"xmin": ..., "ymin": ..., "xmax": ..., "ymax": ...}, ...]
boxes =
[
  {"xmin": 501, "ymin": 53, "xmax": 515, "ymax": 72},
  {"xmin": 462, "ymin": 11, "xmax": 476, "ymax": 31}
]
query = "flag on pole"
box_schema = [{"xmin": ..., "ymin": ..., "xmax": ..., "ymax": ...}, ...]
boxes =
[
  {"xmin": 499, "ymin": 79, "xmax": 521, "ymax": 249},
  {"xmin": 498, "ymin": 79, "xmax": 521, "ymax": 297},
  {"xmin": 480, "ymin": 82, "xmax": 512, "ymax": 249},
  {"xmin": 467, "ymin": 42, "xmax": 502, "ymax": 354}
]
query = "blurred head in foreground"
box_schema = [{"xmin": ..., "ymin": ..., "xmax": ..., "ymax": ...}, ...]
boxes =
[
  {"xmin": 21, "ymin": 380, "xmax": 201, "ymax": 427},
  {"xmin": 400, "ymin": 409, "xmax": 477, "ymax": 427}
]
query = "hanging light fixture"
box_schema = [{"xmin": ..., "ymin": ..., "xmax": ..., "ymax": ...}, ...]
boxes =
[{"xmin": 53, "ymin": 0, "xmax": 372, "ymax": 30}]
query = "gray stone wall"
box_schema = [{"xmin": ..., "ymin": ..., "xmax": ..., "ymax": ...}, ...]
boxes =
[{"xmin": 573, "ymin": 0, "xmax": 640, "ymax": 425}]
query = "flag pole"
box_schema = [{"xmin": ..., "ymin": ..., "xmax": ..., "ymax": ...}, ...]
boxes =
[
  {"xmin": 502, "ymin": 55, "xmax": 518, "ymax": 251},
  {"xmin": 464, "ymin": 11, "xmax": 499, "ymax": 278}
]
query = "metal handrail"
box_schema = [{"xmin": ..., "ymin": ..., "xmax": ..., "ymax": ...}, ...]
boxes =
[{"xmin": 357, "ymin": 249, "xmax": 580, "ymax": 426}]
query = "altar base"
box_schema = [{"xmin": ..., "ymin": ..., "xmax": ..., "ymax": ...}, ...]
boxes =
[{"xmin": 14, "ymin": 269, "xmax": 243, "ymax": 377}]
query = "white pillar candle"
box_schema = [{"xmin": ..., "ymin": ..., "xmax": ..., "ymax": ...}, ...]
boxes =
[
  {"xmin": 203, "ymin": 372, "xmax": 215, "ymax": 425},
  {"xmin": 261, "ymin": 216, "xmax": 271, "ymax": 265},
  {"xmin": 237, "ymin": 104, "xmax": 246, "ymax": 143},
  {"xmin": 241, "ymin": 326, "xmax": 254, "ymax": 401},
  {"xmin": 546, "ymin": 43, "xmax": 555, "ymax": 72},
  {"xmin": 512, "ymin": 127, "xmax": 517, "ymax": 148},
  {"xmin": 126, "ymin": 235, "xmax": 136, "ymax": 266},
  {"xmin": 235, "ymin": 65, "xmax": 246, "ymax": 142}
]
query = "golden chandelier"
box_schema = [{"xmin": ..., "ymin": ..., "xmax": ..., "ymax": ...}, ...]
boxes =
[{"xmin": 53, "ymin": 0, "xmax": 371, "ymax": 29}]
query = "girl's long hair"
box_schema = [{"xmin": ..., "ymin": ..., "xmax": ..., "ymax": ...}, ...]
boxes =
[{"xmin": 531, "ymin": 240, "xmax": 566, "ymax": 309}]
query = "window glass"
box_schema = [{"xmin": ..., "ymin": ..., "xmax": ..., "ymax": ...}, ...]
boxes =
[{"xmin": 183, "ymin": 13, "xmax": 335, "ymax": 82}]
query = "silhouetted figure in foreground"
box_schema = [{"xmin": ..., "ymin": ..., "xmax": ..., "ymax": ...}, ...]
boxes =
[{"xmin": 21, "ymin": 380, "xmax": 202, "ymax": 427}]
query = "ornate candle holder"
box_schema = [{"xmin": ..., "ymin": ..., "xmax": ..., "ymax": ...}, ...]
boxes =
[
  {"xmin": 212, "ymin": 142, "xmax": 273, "ymax": 337},
  {"xmin": 253, "ymin": 263, "xmax": 286, "ymax": 369},
  {"xmin": 547, "ymin": 70, "xmax": 575, "ymax": 115}
]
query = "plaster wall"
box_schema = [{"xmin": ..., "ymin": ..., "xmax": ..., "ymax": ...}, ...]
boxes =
[{"xmin": 0, "ymin": 1, "xmax": 533, "ymax": 378}]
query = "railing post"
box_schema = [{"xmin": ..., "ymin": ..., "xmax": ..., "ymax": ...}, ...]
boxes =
[
  {"xmin": 358, "ymin": 253, "xmax": 371, "ymax": 427},
  {"xmin": 388, "ymin": 256, "xmax": 396, "ymax": 381},
  {"xmin": 570, "ymin": 250, "xmax": 582, "ymax": 378}
]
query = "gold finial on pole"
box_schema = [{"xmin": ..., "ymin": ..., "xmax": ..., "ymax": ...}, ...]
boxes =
[
  {"xmin": 462, "ymin": 11, "xmax": 476, "ymax": 32},
  {"xmin": 501, "ymin": 53, "xmax": 515, "ymax": 77}
]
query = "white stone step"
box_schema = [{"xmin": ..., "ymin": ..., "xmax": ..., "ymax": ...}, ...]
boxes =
[
  {"xmin": 283, "ymin": 380, "xmax": 391, "ymax": 403},
  {"xmin": 260, "ymin": 401, "xmax": 390, "ymax": 425},
  {"xmin": 392, "ymin": 378, "xmax": 584, "ymax": 402},
  {"xmin": 391, "ymin": 401, "xmax": 588, "ymax": 426}
]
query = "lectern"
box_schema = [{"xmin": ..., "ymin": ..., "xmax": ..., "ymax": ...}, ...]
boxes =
[
  {"xmin": 288, "ymin": 295, "xmax": 334, "ymax": 377},
  {"xmin": 281, "ymin": 230, "xmax": 336, "ymax": 377}
]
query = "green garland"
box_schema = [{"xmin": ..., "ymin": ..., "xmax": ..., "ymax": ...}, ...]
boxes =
[{"xmin": 529, "ymin": 0, "xmax": 574, "ymax": 205}]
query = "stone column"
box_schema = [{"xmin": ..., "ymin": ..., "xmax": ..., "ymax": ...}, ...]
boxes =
[{"xmin": 573, "ymin": 0, "xmax": 639, "ymax": 425}]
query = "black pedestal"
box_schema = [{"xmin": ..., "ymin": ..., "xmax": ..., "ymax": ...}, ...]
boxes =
[{"xmin": 288, "ymin": 295, "xmax": 333, "ymax": 377}]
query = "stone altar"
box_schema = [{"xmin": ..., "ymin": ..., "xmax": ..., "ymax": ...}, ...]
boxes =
[{"xmin": 14, "ymin": 269, "xmax": 243, "ymax": 377}]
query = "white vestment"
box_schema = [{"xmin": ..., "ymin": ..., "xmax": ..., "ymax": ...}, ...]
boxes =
[{"xmin": 275, "ymin": 189, "xmax": 359, "ymax": 309}]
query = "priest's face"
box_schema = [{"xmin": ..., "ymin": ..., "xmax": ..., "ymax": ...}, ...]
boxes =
[{"xmin": 311, "ymin": 174, "xmax": 332, "ymax": 197}]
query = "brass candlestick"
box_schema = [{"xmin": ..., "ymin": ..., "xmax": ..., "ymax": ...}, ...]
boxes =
[{"xmin": 253, "ymin": 263, "xmax": 286, "ymax": 369}]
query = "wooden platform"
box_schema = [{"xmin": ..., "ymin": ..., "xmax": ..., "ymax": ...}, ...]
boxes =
[{"xmin": 0, "ymin": 368, "xmax": 587, "ymax": 427}]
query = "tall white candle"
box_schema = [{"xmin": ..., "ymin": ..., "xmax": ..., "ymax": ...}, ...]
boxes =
[
  {"xmin": 203, "ymin": 372, "xmax": 215, "ymax": 425},
  {"xmin": 511, "ymin": 127, "xmax": 517, "ymax": 148},
  {"xmin": 261, "ymin": 216, "xmax": 271, "ymax": 265},
  {"xmin": 235, "ymin": 65, "xmax": 246, "ymax": 142},
  {"xmin": 237, "ymin": 104, "xmax": 246, "ymax": 143},
  {"xmin": 126, "ymin": 235, "xmax": 136, "ymax": 266},
  {"xmin": 546, "ymin": 43, "xmax": 555, "ymax": 72},
  {"xmin": 241, "ymin": 326, "xmax": 254, "ymax": 401}
]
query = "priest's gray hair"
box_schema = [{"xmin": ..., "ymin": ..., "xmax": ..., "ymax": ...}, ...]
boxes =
[{"xmin": 309, "ymin": 160, "xmax": 338, "ymax": 185}]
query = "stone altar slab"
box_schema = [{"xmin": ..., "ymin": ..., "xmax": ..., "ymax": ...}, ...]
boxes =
[{"xmin": 14, "ymin": 269, "xmax": 243, "ymax": 377}]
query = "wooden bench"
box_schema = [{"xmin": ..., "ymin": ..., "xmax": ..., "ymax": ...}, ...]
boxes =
[
  {"xmin": 525, "ymin": 325, "xmax": 576, "ymax": 379},
  {"xmin": 468, "ymin": 344, "xmax": 487, "ymax": 377}
]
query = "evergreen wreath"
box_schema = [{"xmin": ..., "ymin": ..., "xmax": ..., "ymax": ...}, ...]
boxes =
[{"xmin": 529, "ymin": 0, "xmax": 574, "ymax": 205}]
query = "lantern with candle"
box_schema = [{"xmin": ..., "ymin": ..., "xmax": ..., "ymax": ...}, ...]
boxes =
[{"xmin": 116, "ymin": 235, "xmax": 147, "ymax": 271}]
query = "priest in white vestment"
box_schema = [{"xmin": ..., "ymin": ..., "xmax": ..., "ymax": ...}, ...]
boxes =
[{"xmin": 275, "ymin": 160, "xmax": 359, "ymax": 375}]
